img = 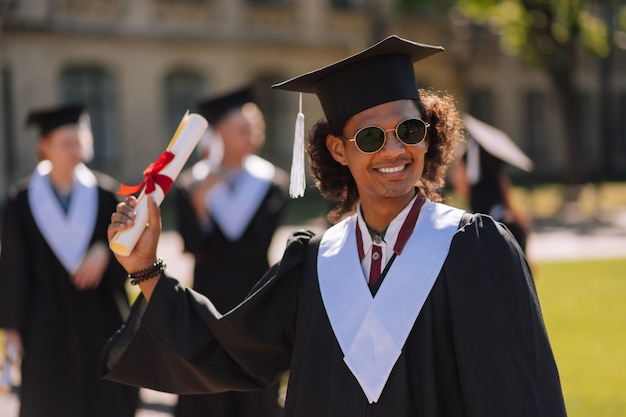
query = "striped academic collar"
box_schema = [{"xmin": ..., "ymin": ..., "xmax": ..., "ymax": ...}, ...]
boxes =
[
  {"xmin": 355, "ymin": 190, "xmax": 426, "ymax": 261},
  {"xmin": 318, "ymin": 197, "xmax": 465, "ymax": 403}
]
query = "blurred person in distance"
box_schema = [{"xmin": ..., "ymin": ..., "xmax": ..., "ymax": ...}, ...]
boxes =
[
  {"xmin": 172, "ymin": 86, "xmax": 288, "ymax": 417},
  {"xmin": 449, "ymin": 114, "xmax": 533, "ymax": 253},
  {"xmin": 0, "ymin": 103, "xmax": 138, "ymax": 417}
]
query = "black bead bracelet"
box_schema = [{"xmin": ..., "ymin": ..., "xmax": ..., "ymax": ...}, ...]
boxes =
[{"xmin": 128, "ymin": 258, "xmax": 166, "ymax": 285}]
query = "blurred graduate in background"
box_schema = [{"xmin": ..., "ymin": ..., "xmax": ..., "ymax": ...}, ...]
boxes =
[
  {"xmin": 0, "ymin": 103, "xmax": 139, "ymax": 417},
  {"xmin": 173, "ymin": 87, "xmax": 288, "ymax": 417},
  {"xmin": 449, "ymin": 114, "xmax": 533, "ymax": 252}
]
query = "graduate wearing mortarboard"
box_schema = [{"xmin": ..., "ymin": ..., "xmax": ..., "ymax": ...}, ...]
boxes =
[
  {"xmin": 101, "ymin": 36, "xmax": 567, "ymax": 417},
  {"xmin": 173, "ymin": 87, "xmax": 287, "ymax": 417},
  {"xmin": 0, "ymin": 103, "xmax": 139, "ymax": 417},
  {"xmin": 449, "ymin": 114, "xmax": 534, "ymax": 252}
]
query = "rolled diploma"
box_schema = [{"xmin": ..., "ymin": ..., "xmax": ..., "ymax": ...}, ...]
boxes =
[{"xmin": 109, "ymin": 112, "xmax": 208, "ymax": 256}]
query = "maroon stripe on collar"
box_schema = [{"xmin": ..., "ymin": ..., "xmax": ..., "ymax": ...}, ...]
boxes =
[
  {"xmin": 393, "ymin": 191, "xmax": 426, "ymax": 255},
  {"xmin": 355, "ymin": 190, "xmax": 426, "ymax": 261},
  {"xmin": 355, "ymin": 220, "xmax": 366, "ymax": 261}
]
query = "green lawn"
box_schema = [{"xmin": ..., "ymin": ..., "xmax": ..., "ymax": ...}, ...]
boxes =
[{"xmin": 534, "ymin": 257, "xmax": 626, "ymax": 417}]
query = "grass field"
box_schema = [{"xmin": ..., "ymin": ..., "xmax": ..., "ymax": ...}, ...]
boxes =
[{"xmin": 535, "ymin": 257, "xmax": 626, "ymax": 417}]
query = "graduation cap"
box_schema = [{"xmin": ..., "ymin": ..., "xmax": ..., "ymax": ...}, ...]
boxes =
[
  {"xmin": 196, "ymin": 86, "xmax": 256, "ymax": 126},
  {"xmin": 25, "ymin": 103, "xmax": 86, "ymax": 137},
  {"xmin": 462, "ymin": 114, "xmax": 534, "ymax": 179},
  {"xmin": 271, "ymin": 35, "xmax": 445, "ymax": 197}
]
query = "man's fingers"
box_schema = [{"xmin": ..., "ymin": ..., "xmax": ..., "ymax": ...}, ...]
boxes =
[
  {"xmin": 125, "ymin": 195, "xmax": 138, "ymax": 208},
  {"xmin": 146, "ymin": 194, "xmax": 162, "ymax": 233},
  {"xmin": 107, "ymin": 199, "xmax": 138, "ymax": 241}
]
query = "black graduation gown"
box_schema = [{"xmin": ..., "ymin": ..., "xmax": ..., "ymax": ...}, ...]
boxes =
[
  {"xmin": 174, "ymin": 165, "xmax": 289, "ymax": 312},
  {"xmin": 172, "ymin": 166, "xmax": 288, "ymax": 417},
  {"xmin": 467, "ymin": 149, "xmax": 528, "ymax": 251},
  {"xmin": 0, "ymin": 173, "xmax": 139, "ymax": 417},
  {"xmin": 100, "ymin": 214, "xmax": 567, "ymax": 417}
]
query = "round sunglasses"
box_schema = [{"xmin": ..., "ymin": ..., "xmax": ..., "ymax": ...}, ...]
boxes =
[{"xmin": 343, "ymin": 118, "xmax": 430, "ymax": 154}]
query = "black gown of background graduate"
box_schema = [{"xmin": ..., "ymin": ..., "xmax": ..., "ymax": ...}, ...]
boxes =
[
  {"xmin": 460, "ymin": 114, "xmax": 534, "ymax": 252},
  {"xmin": 172, "ymin": 155, "xmax": 288, "ymax": 417},
  {"xmin": 100, "ymin": 207, "xmax": 567, "ymax": 417},
  {"xmin": 0, "ymin": 171, "xmax": 138, "ymax": 417},
  {"xmin": 174, "ymin": 157, "xmax": 289, "ymax": 313}
]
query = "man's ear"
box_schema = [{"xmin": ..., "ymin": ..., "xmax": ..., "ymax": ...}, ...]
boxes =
[{"xmin": 326, "ymin": 134, "xmax": 348, "ymax": 166}]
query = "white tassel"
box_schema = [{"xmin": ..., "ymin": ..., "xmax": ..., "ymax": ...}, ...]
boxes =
[{"xmin": 289, "ymin": 93, "xmax": 306, "ymax": 198}]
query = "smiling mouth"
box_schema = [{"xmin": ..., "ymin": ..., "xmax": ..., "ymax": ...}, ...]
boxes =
[{"xmin": 377, "ymin": 164, "xmax": 407, "ymax": 174}]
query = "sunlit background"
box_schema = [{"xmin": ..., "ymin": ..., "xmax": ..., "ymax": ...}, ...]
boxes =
[{"xmin": 1, "ymin": 1, "xmax": 626, "ymax": 416}]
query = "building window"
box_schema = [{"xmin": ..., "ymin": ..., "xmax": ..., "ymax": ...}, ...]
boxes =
[
  {"xmin": 331, "ymin": 0, "xmax": 366, "ymax": 10},
  {"xmin": 253, "ymin": 74, "xmax": 293, "ymax": 170},
  {"xmin": 467, "ymin": 88, "xmax": 494, "ymax": 125},
  {"xmin": 618, "ymin": 92, "xmax": 626, "ymax": 153},
  {"xmin": 246, "ymin": 0, "xmax": 289, "ymax": 5},
  {"xmin": 523, "ymin": 91, "xmax": 547, "ymax": 164},
  {"xmin": 60, "ymin": 66, "xmax": 117, "ymax": 171},
  {"xmin": 163, "ymin": 70, "xmax": 206, "ymax": 146}
]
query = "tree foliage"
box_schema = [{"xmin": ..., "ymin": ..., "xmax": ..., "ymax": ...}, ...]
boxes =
[
  {"xmin": 454, "ymin": 0, "xmax": 626, "ymax": 63},
  {"xmin": 397, "ymin": 0, "xmax": 626, "ymax": 184}
]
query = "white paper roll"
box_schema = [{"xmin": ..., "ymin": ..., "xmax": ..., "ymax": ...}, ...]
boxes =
[{"xmin": 110, "ymin": 112, "xmax": 208, "ymax": 256}]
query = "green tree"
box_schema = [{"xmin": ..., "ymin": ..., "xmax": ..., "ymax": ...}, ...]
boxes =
[{"xmin": 399, "ymin": 0, "xmax": 626, "ymax": 200}]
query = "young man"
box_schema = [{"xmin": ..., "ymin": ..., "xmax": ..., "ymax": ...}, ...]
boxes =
[
  {"xmin": 101, "ymin": 36, "xmax": 567, "ymax": 416},
  {"xmin": 173, "ymin": 87, "xmax": 287, "ymax": 417},
  {"xmin": 0, "ymin": 103, "xmax": 138, "ymax": 417}
]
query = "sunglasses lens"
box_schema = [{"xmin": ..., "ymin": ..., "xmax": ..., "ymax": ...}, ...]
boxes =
[
  {"xmin": 397, "ymin": 119, "xmax": 427, "ymax": 145},
  {"xmin": 355, "ymin": 127, "xmax": 385, "ymax": 153}
]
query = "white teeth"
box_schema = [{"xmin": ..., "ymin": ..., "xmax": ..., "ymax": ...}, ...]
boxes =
[{"xmin": 378, "ymin": 165, "xmax": 405, "ymax": 174}]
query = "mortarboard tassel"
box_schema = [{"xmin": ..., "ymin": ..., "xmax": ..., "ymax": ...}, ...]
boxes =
[{"xmin": 289, "ymin": 93, "xmax": 306, "ymax": 198}]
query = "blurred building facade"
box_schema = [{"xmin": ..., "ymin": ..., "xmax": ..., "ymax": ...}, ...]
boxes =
[{"xmin": 1, "ymin": 0, "xmax": 625, "ymax": 204}]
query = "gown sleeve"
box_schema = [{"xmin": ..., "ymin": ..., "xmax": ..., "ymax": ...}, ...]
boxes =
[
  {"xmin": 174, "ymin": 179, "xmax": 288, "ymax": 265},
  {"xmin": 444, "ymin": 214, "xmax": 567, "ymax": 417},
  {"xmin": 0, "ymin": 187, "xmax": 29, "ymax": 330},
  {"xmin": 99, "ymin": 230, "xmax": 315, "ymax": 394}
]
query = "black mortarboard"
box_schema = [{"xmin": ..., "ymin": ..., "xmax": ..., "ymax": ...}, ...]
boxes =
[
  {"xmin": 272, "ymin": 35, "xmax": 444, "ymax": 124},
  {"xmin": 271, "ymin": 35, "xmax": 445, "ymax": 198},
  {"xmin": 25, "ymin": 103, "xmax": 86, "ymax": 137},
  {"xmin": 196, "ymin": 86, "xmax": 256, "ymax": 126}
]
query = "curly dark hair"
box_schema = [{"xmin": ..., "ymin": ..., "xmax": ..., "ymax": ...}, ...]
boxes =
[{"xmin": 307, "ymin": 89, "xmax": 464, "ymax": 224}]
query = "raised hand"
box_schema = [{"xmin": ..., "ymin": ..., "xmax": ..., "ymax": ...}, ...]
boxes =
[{"xmin": 108, "ymin": 195, "xmax": 162, "ymax": 299}]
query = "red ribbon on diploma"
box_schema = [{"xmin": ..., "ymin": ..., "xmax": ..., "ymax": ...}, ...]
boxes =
[{"xmin": 117, "ymin": 151, "xmax": 175, "ymax": 196}]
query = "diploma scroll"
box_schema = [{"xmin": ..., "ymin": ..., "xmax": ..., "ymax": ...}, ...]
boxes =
[{"xmin": 109, "ymin": 112, "xmax": 208, "ymax": 256}]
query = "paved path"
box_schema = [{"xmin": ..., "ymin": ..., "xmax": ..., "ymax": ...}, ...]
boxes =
[
  {"xmin": 2, "ymin": 207, "xmax": 626, "ymax": 416},
  {"xmin": 527, "ymin": 207, "xmax": 626, "ymax": 261}
]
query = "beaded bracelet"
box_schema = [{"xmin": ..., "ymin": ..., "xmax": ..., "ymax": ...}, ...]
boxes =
[{"xmin": 128, "ymin": 258, "xmax": 166, "ymax": 286}]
